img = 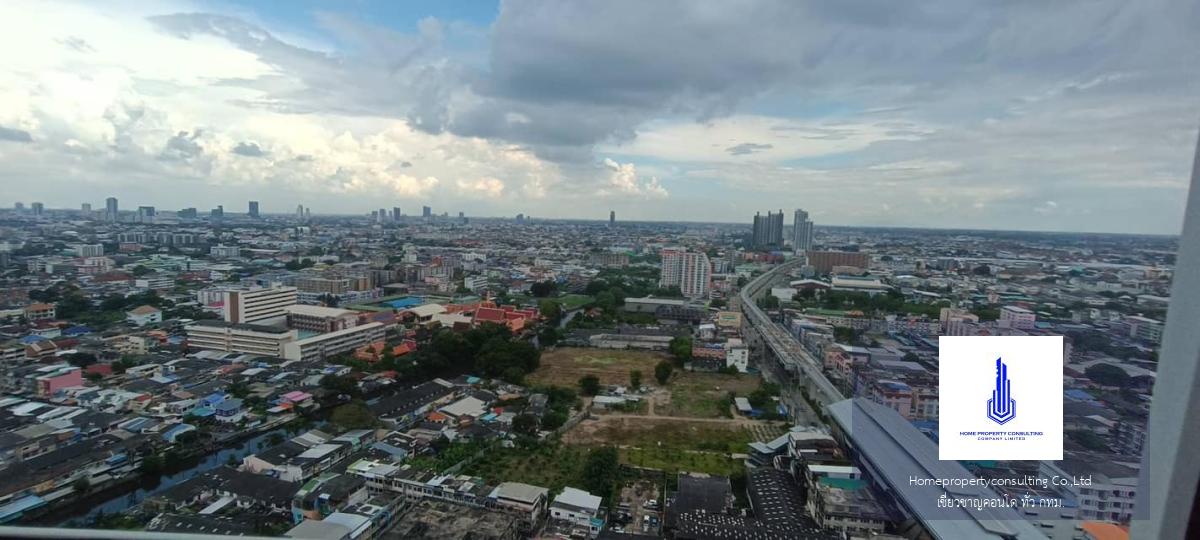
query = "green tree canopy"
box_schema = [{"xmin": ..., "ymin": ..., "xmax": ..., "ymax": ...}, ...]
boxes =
[
  {"xmin": 579, "ymin": 375, "xmax": 601, "ymax": 396},
  {"xmin": 654, "ymin": 361, "xmax": 674, "ymax": 385}
]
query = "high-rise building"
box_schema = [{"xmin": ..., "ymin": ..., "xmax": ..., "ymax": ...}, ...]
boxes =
[
  {"xmin": 249, "ymin": 201, "xmax": 260, "ymax": 218},
  {"xmin": 178, "ymin": 207, "xmax": 198, "ymax": 219},
  {"xmin": 105, "ymin": 197, "xmax": 119, "ymax": 221},
  {"xmin": 392, "ymin": 207, "xmax": 401, "ymax": 222},
  {"xmin": 752, "ymin": 210, "xmax": 785, "ymax": 248},
  {"xmin": 660, "ymin": 248, "xmax": 712, "ymax": 299},
  {"xmin": 211, "ymin": 205, "xmax": 224, "ymax": 218},
  {"xmin": 609, "ymin": 210, "xmax": 615, "ymax": 227},
  {"xmin": 138, "ymin": 206, "xmax": 156, "ymax": 223},
  {"xmin": 13, "ymin": 202, "xmax": 23, "ymax": 211},
  {"xmin": 30, "ymin": 202, "xmax": 44, "ymax": 216},
  {"xmin": 223, "ymin": 285, "xmax": 298, "ymax": 324},
  {"xmin": 379, "ymin": 208, "xmax": 388, "ymax": 223},
  {"xmin": 81, "ymin": 203, "xmax": 92, "ymax": 213},
  {"xmin": 793, "ymin": 209, "xmax": 814, "ymax": 254},
  {"xmin": 296, "ymin": 204, "xmax": 305, "ymax": 219},
  {"xmin": 305, "ymin": 207, "xmax": 311, "ymax": 219},
  {"xmin": 422, "ymin": 206, "xmax": 432, "ymax": 218}
]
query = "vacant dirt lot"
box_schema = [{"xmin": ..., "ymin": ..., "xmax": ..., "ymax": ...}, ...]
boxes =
[
  {"xmin": 654, "ymin": 370, "xmax": 762, "ymax": 419},
  {"xmin": 528, "ymin": 347, "xmax": 670, "ymax": 387},
  {"xmin": 563, "ymin": 416, "xmax": 758, "ymax": 452}
]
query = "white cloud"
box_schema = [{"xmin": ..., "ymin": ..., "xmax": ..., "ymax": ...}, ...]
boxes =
[
  {"xmin": 602, "ymin": 115, "xmax": 932, "ymax": 163},
  {"xmin": 599, "ymin": 158, "xmax": 668, "ymax": 199}
]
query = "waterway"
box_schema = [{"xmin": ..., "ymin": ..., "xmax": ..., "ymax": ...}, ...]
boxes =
[{"xmin": 47, "ymin": 425, "xmax": 293, "ymax": 526}]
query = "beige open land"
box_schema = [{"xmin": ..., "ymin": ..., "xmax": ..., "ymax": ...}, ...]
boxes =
[
  {"xmin": 653, "ymin": 370, "xmax": 762, "ymax": 419},
  {"xmin": 528, "ymin": 347, "xmax": 670, "ymax": 387}
]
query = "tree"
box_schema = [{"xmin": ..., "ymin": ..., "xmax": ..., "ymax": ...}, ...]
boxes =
[
  {"xmin": 330, "ymin": 401, "xmax": 378, "ymax": 431},
  {"xmin": 710, "ymin": 298, "xmax": 726, "ymax": 308},
  {"xmin": 654, "ymin": 361, "xmax": 673, "ymax": 385},
  {"xmin": 1085, "ymin": 364, "xmax": 1130, "ymax": 387},
  {"xmin": 72, "ymin": 476, "xmax": 91, "ymax": 494},
  {"xmin": 579, "ymin": 375, "xmax": 601, "ymax": 396},
  {"xmin": 541, "ymin": 410, "xmax": 568, "ymax": 430},
  {"xmin": 539, "ymin": 300, "xmax": 563, "ymax": 324},
  {"xmin": 538, "ymin": 326, "xmax": 560, "ymax": 347},
  {"xmin": 512, "ymin": 413, "xmax": 539, "ymax": 436},
  {"xmin": 320, "ymin": 374, "xmax": 360, "ymax": 398},
  {"xmin": 582, "ymin": 447, "xmax": 619, "ymax": 503},
  {"xmin": 139, "ymin": 454, "xmax": 165, "ymax": 476},
  {"xmin": 227, "ymin": 381, "xmax": 250, "ymax": 399},
  {"xmin": 668, "ymin": 336, "xmax": 693, "ymax": 364},
  {"xmin": 972, "ymin": 264, "xmax": 992, "ymax": 276},
  {"xmin": 131, "ymin": 265, "xmax": 151, "ymax": 277},
  {"xmin": 902, "ymin": 352, "xmax": 921, "ymax": 363},
  {"xmin": 629, "ymin": 370, "xmax": 643, "ymax": 390},
  {"xmin": 530, "ymin": 280, "xmax": 557, "ymax": 298},
  {"xmin": 65, "ymin": 352, "xmax": 97, "ymax": 368}
]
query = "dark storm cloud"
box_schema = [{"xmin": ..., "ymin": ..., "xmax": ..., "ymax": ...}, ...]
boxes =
[
  {"xmin": 232, "ymin": 141, "xmax": 265, "ymax": 157},
  {"xmin": 726, "ymin": 143, "xmax": 773, "ymax": 156},
  {"xmin": 160, "ymin": 130, "xmax": 203, "ymax": 160},
  {"xmin": 0, "ymin": 126, "xmax": 33, "ymax": 143}
]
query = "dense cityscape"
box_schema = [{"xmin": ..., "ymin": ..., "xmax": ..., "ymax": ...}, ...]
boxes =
[{"xmin": 0, "ymin": 199, "xmax": 1172, "ymax": 540}]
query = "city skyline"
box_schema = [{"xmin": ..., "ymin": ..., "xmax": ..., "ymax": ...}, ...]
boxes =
[{"xmin": 0, "ymin": 1, "xmax": 1196, "ymax": 234}]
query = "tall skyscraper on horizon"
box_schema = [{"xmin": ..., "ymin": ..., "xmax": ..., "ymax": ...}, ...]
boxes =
[
  {"xmin": 660, "ymin": 248, "xmax": 712, "ymax": 299},
  {"xmin": 81, "ymin": 203, "xmax": 92, "ymax": 213},
  {"xmin": 752, "ymin": 210, "xmax": 785, "ymax": 248},
  {"xmin": 138, "ymin": 206, "xmax": 156, "ymax": 223},
  {"xmin": 31, "ymin": 202, "xmax": 44, "ymax": 216},
  {"xmin": 422, "ymin": 205, "xmax": 432, "ymax": 218},
  {"xmin": 105, "ymin": 197, "xmax": 118, "ymax": 222},
  {"xmin": 609, "ymin": 210, "xmax": 615, "ymax": 227},
  {"xmin": 296, "ymin": 204, "xmax": 304, "ymax": 219},
  {"xmin": 13, "ymin": 202, "xmax": 23, "ymax": 211},
  {"xmin": 793, "ymin": 208, "xmax": 814, "ymax": 254},
  {"xmin": 392, "ymin": 207, "xmax": 401, "ymax": 222},
  {"xmin": 249, "ymin": 201, "xmax": 260, "ymax": 218}
]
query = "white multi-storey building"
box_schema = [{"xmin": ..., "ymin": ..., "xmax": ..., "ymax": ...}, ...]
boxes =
[
  {"xmin": 224, "ymin": 286, "xmax": 298, "ymax": 324},
  {"xmin": 185, "ymin": 321, "xmax": 297, "ymax": 357},
  {"xmin": 660, "ymin": 248, "xmax": 711, "ymax": 299},
  {"xmin": 209, "ymin": 245, "xmax": 242, "ymax": 259},
  {"xmin": 999, "ymin": 305, "xmax": 1036, "ymax": 330},
  {"xmin": 282, "ymin": 322, "xmax": 385, "ymax": 362}
]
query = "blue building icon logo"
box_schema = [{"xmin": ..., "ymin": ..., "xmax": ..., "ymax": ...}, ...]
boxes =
[{"xmin": 987, "ymin": 358, "xmax": 1016, "ymax": 425}]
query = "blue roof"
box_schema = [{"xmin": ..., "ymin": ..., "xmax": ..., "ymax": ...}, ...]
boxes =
[
  {"xmin": 1064, "ymin": 389, "xmax": 1095, "ymax": 401},
  {"xmin": 63, "ymin": 325, "xmax": 92, "ymax": 336},
  {"xmin": 189, "ymin": 406, "xmax": 215, "ymax": 417},
  {"xmin": 202, "ymin": 392, "xmax": 227, "ymax": 405},
  {"xmin": 215, "ymin": 398, "xmax": 243, "ymax": 412},
  {"xmin": 164, "ymin": 424, "xmax": 195, "ymax": 436},
  {"xmin": 0, "ymin": 495, "xmax": 45, "ymax": 523},
  {"xmin": 384, "ymin": 297, "xmax": 424, "ymax": 308},
  {"xmin": 19, "ymin": 335, "xmax": 47, "ymax": 344}
]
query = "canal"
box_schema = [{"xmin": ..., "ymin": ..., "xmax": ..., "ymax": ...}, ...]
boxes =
[{"xmin": 49, "ymin": 425, "xmax": 293, "ymax": 526}]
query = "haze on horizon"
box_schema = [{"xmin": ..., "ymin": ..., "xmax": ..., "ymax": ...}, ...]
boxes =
[{"xmin": 0, "ymin": 0, "xmax": 1196, "ymax": 235}]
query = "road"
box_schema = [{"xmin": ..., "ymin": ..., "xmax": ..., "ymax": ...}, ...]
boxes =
[{"xmin": 738, "ymin": 261, "xmax": 845, "ymax": 423}]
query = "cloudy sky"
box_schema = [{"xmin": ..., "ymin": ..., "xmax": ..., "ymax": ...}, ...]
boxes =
[{"xmin": 1, "ymin": 0, "xmax": 1197, "ymax": 233}]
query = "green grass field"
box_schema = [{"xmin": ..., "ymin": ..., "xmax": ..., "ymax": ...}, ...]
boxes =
[
  {"xmin": 621, "ymin": 447, "xmax": 744, "ymax": 476},
  {"xmin": 461, "ymin": 443, "xmax": 591, "ymax": 494}
]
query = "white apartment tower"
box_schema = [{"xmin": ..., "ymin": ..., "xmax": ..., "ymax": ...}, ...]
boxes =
[
  {"xmin": 793, "ymin": 209, "xmax": 814, "ymax": 254},
  {"xmin": 660, "ymin": 248, "xmax": 712, "ymax": 299},
  {"xmin": 224, "ymin": 286, "xmax": 299, "ymax": 324}
]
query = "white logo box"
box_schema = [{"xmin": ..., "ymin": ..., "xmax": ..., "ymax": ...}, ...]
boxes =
[{"xmin": 939, "ymin": 336, "xmax": 1063, "ymax": 461}]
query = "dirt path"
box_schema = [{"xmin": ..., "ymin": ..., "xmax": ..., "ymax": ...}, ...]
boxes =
[{"xmin": 599, "ymin": 412, "xmax": 761, "ymax": 427}]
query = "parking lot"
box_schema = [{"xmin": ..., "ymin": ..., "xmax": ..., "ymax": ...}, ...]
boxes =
[{"xmin": 608, "ymin": 479, "xmax": 662, "ymax": 536}]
